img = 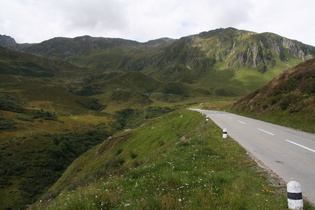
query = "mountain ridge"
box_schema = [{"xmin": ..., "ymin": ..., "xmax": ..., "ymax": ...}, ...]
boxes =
[
  {"xmin": 1, "ymin": 27, "xmax": 315, "ymax": 97},
  {"xmin": 2, "ymin": 28, "xmax": 314, "ymax": 70},
  {"xmin": 1, "ymin": 27, "xmax": 315, "ymax": 95}
]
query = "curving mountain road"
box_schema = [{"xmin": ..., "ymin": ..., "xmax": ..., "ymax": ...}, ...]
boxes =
[{"xmin": 190, "ymin": 109, "xmax": 315, "ymax": 205}]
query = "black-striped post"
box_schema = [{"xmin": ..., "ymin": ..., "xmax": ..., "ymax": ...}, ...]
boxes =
[
  {"xmin": 222, "ymin": 128, "xmax": 227, "ymax": 138},
  {"xmin": 287, "ymin": 181, "xmax": 303, "ymax": 210}
]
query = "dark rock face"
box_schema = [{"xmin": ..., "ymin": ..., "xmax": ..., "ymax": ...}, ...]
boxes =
[{"xmin": 0, "ymin": 35, "xmax": 16, "ymax": 46}]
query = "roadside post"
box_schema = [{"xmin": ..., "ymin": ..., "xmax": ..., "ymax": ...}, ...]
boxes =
[
  {"xmin": 287, "ymin": 181, "xmax": 303, "ymax": 210},
  {"xmin": 222, "ymin": 128, "xmax": 227, "ymax": 138}
]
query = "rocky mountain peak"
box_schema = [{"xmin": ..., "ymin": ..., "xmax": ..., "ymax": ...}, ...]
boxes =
[{"xmin": 0, "ymin": 34, "xmax": 16, "ymax": 46}]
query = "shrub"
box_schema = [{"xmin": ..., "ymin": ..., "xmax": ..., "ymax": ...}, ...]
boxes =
[
  {"xmin": 0, "ymin": 93, "xmax": 24, "ymax": 112},
  {"xmin": 279, "ymin": 97, "xmax": 290, "ymax": 110},
  {"xmin": 34, "ymin": 109, "xmax": 57, "ymax": 120},
  {"xmin": 0, "ymin": 116, "xmax": 16, "ymax": 130}
]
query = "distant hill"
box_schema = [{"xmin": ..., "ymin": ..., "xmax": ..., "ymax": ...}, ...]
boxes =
[
  {"xmin": 5, "ymin": 35, "xmax": 175, "ymax": 61},
  {"xmin": 145, "ymin": 28, "xmax": 315, "ymax": 86},
  {"xmin": 232, "ymin": 58, "xmax": 315, "ymax": 132},
  {"xmin": 0, "ymin": 46, "xmax": 85, "ymax": 78},
  {"xmin": 0, "ymin": 34, "xmax": 16, "ymax": 46},
  {"xmin": 3, "ymin": 28, "xmax": 314, "ymax": 94}
]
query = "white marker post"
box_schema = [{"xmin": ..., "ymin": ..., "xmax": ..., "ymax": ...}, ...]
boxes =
[
  {"xmin": 222, "ymin": 128, "xmax": 227, "ymax": 138},
  {"xmin": 287, "ymin": 181, "xmax": 303, "ymax": 210}
]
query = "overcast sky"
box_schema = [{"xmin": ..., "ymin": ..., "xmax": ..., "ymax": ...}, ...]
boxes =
[{"xmin": 1, "ymin": 0, "xmax": 315, "ymax": 46}]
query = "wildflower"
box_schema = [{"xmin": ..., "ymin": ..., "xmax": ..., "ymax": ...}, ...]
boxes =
[{"xmin": 179, "ymin": 199, "xmax": 182, "ymax": 202}]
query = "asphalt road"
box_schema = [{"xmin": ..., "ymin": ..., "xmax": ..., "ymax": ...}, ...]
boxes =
[{"xmin": 190, "ymin": 109, "xmax": 315, "ymax": 205}]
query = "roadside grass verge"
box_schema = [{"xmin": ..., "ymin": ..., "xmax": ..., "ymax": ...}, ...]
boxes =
[
  {"xmin": 229, "ymin": 109, "xmax": 315, "ymax": 134},
  {"xmin": 29, "ymin": 109, "xmax": 313, "ymax": 209}
]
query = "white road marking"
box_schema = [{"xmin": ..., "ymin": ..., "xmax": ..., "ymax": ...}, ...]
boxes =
[
  {"xmin": 237, "ymin": 120, "xmax": 246, "ymax": 124},
  {"xmin": 228, "ymin": 117, "xmax": 233, "ymax": 119},
  {"xmin": 258, "ymin": 128, "xmax": 275, "ymax": 136},
  {"xmin": 286, "ymin": 140, "xmax": 315, "ymax": 153}
]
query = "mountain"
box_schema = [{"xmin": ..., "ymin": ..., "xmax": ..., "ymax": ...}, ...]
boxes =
[
  {"xmin": 3, "ymin": 28, "xmax": 314, "ymax": 94},
  {"xmin": 0, "ymin": 35, "xmax": 16, "ymax": 46},
  {"xmin": 144, "ymin": 28, "xmax": 315, "ymax": 87},
  {"xmin": 6, "ymin": 35, "xmax": 175, "ymax": 61},
  {"xmin": 232, "ymin": 58, "xmax": 315, "ymax": 133},
  {"xmin": 1, "ymin": 28, "xmax": 315, "ymax": 209},
  {"xmin": 0, "ymin": 46, "xmax": 87, "ymax": 78}
]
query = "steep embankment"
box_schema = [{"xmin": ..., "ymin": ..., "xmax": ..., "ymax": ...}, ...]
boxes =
[
  {"xmin": 32, "ymin": 109, "xmax": 291, "ymax": 209},
  {"xmin": 232, "ymin": 58, "xmax": 315, "ymax": 133}
]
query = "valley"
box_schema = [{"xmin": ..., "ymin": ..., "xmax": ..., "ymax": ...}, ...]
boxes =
[{"xmin": 0, "ymin": 27, "xmax": 315, "ymax": 209}]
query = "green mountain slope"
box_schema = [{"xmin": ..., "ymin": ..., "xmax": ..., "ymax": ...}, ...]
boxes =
[
  {"xmin": 32, "ymin": 109, "xmax": 291, "ymax": 209},
  {"xmin": 0, "ymin": 47, "xmax": 108, "ymax": 209},
  {"xmin": 146, "ymin": 28, "xmax": 315, "ymax": 92},
  {"xmin": 0, "ymin": 46, "xmax": 179, "ymax": 209},
  {"xmin": 0, "ymin": 46, "xmax": 87, "ymax": 79},
  {"xmin": 232, "ymin": 58, "xmax": 315, "ymax": 133},
  {"xmin": 74, "ymin": 71, "xmax": 162, "ymax": 95},
  {"xmin": 3, "ymin": 28, "xmax": 314, "ymax": 94},
  {"xmin": 8, "ymin": 35, "xmax": 175, "ymax": 61},
  {"xmin": 1, "ymin": 28, "xmax": 315, "ymax": 209}
]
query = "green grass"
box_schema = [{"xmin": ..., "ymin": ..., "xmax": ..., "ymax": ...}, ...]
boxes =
[
  {"xmin": 0, "ymin": 109, "xmax": 113, "ymax": 209},
  {"xmin": 231, "ymin": 108, "xmax": 315, "ymax": 134},
  {"xmin": 30, "ymin": 109, "xmax": 315, "ymax": 209},
  {"xmin": 231, "ymin": 58, "xmax": 315, "ymax": 133},
  {"xmin": 2, "ymin": 29, "xmax": 315, "ymax": 209}
]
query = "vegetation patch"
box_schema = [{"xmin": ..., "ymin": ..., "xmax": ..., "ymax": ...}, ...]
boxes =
[
  {"xmin": 0, "ymin": 93, "xmax": 25, "ymax": 113},
  {"xmin": 30, "ymin": 109, "xmax": 308, "ymax": 209},
  {"xmin": 232, "ymin": 58, "xmax": 315, "ymax": 133}
]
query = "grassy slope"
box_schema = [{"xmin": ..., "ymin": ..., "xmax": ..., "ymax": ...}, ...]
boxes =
[
  {"xmin": 67, "ymin": 29, "xmax": 315, "ymax": 97},
  {"xmin": 0, "ymin": 46, "xmax": 87, "ymax": 80},
  {"xmin": 30, "ymin": 109, "xmax": 315, "ymax": 209},
  {"xmin": 0, "ymin": 108, "xmax": 112, "ymax": 209},
  {"xmin": 0, "ymin": 71, "xmax": 179, "ymax": 209},
  {"xmin": 232, "ymin": 58, "xmax": 315, "ymax": 133},
  {"xmin": 0, "ymin": 73, "xmax": 112, "ymax": 209},
  {"xmin": 1, "ymin": 29, "xmax": 314, "ymax": 209}
]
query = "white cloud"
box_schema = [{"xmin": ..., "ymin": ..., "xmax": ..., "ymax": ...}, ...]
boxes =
[
  {"xmin": 0, "ymin": 0, "xmax": 314, "ymax": 45},
  {"xmin": 244, "ymin": 0, "xmax": 315, "ymax": 45}
]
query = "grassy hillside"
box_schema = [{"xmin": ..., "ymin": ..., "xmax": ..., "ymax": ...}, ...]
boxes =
[
  {"xmin": 0, "ymin": 46, "xmax": 87, "ymax": 80},
  {"xmin": 0, "ymin": 61, "xmax": 178, "ymax": 209},
  {"xmin": 0, "ymin": 50, "xmax": 107, "ymax": 209},
  {"xmin": 1, "ymin": 28, "xmax": 315, "ymax": 209},
  {"xmin": 0, "ymin": 80, "xmax": 176, "ymax": 209},
  {"xmin": 0, "ymin": 80, "xmax": 113, "ymax": 209},
  {"xmin": 30, "ymin": 109, "xmax": 311, "ymax": 209},
  {"xmin": 4, "ymin": 28, "xmax": 315, "ymax": 95},
  {"xmin": 232, "ymin": 58, "xmax": 315, "ymax": 133}
]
